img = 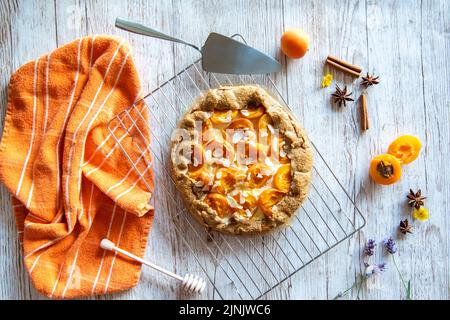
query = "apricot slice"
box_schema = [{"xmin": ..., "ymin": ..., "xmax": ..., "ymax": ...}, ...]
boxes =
[
  {"xmin": 241, "ymin": 104, "xmax": 265, "ymax": 119},
  {"xmin": 273, "ymin": 164, "xmax": 292, "ymax": 193},
  {"xmin": 202, "ymin": 119, "xmax": 225, "ymax": 143},
  {"xmin": 238, "ymin": 192, "xmax": 257, "ymax": 209},
  {"xmin": 258, "ymin": 189, "xmax": 285, "ymax": 218},
  {"xmin": 215, "ymin": 168, "xmax": 243, "ymax": 194},
  {"xmin": 205, "ymin": 193, "xmax": 231, "ymax": 218},
  {"xmin": 369, "ymin": 154, "xmax": 402, "ymax": 185},
  {"xmin": 281, "ymin": 28, "xmax": 310, "ymax": 59},
  {"xmin": 228, "ymin": 118, "xmax": 254, "ymax": 131},
  {"xmin": 258, "ymin": 114, "xmax": 273, "ymax": 132},
  {"xmin": 233, "ymin": 192, "xmax": 257, "ymax": 217},
  {"xmin": 387, "ymin": 135, "xmax": 422, "ymax": 164},
  {"xmin": 210, "ymin": 110, "xmax": 238, "ymax": 125},
  {"xmin": 248, "ymin": 163, "xmax": 272, "ymax": 188}
]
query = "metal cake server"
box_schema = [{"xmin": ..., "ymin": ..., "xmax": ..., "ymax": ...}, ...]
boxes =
[{"xmin": 115, "ymin": 18, "xmax": 281, "ymax": 74}]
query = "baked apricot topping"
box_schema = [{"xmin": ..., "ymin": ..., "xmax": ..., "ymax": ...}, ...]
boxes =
[
  {"xmin": 210, "ymin": 110, "xmax": 238, "ymax": 125},
  {"xmin": 202, "ymin": 119, "xmax": 225, "ymax": 143},
  {"xmin": 233, "ymin": 192, "xmax": 257, "ymax": 217},
  {"xmin": 258, "ymin": 113, "xmax": 272, "ymax": 132},
  {"xmin": 235, "ymin": 141, "xmax": 268, "ymax": 164},
  {"xmin": 215, "ymin": 168, "xmax": 244, "ymax": 194},
  {"xmin": 205, "ymin": 193, "xmax": 231, "ymax": 218},
  {"xmin": 387, "ymin": 135, "xmax": 422, "ymax": 164},
  {"xmin": 189, "ymin": 168, "xmax": 213, "ymax": 189},
  {"xmin": 240, "ymin": 104, "xmax": 265, "ymax": 119},
  {"xmin": 248, "ymin": 163, "xmax": 272, "ymax": 188},
  {"xmin": 204, "ymin": 139, "xmax": 235, "ymax": 164},
  {"xmin": 369, "ymin": 154, "xmax": 402, "ymax": 185},
  {"xmin": 238, "ymin": 192, "xmax": 257, "ymax": 209},
  {"xmin": 273, "ymin": 164, "xmax": 292, "ymax": 193},
  {"xmin": 259, "ymin": 189, "xmax": 285, "ymax": 218},
  {"xmin": 269, "ymin": 137, "xmax": 290, "ymax": 164},
  {"xmin": 228, "ymin": 118, "xmax": 254, "ymax": 131},
  {"xmin": 187, "ymin": 144, "xmax": 204, "ymax": 172}
]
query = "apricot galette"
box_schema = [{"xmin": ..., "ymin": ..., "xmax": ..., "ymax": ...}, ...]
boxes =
[{"xmin": 170, "ymin": 85, "xmax": 313, "ymax": 234}]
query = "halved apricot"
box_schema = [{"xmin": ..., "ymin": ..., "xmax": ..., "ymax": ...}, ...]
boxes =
[
  {"xmin": 258, "ymin": 189, "xmax": 285, "ymax": 218},
  {"xmin": 241, "ymin": 104, "xmax": 265, "ymax": 119},
  {"xmin": 369, "ymin": 154, "xmax": 402, "ymax": 185},
  {"xmin": 228, "ymin": 118, "xmax": 254, "ymax": 131},
  {"xmin": 387, "ymin": 135, "xmax": 422, "ymax": 164},
  {"xmin": 205, "ymin": 193, "xmax": 231, "ymax": 218},
  {"xmin": 248, "ymin": 163, "xmax": 272, "ymax": 188},
  {"xmin": 273, "ymin": 164, "xmax": 292, "ymax": 193},
  {"xmin": 210, "ymin": 110, "xmax": 238, "ymax": 125}
]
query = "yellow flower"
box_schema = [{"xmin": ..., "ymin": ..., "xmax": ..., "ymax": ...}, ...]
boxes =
[
  {"xmin": 413, "ymin": 207, "xmax": 429, "ymax": 221},
  {"xmin": 322, "ymin": 73, "xmax": 333, "ymax": 88}
]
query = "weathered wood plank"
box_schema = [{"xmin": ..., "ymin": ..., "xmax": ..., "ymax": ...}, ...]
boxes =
[
  {"xmin": 355, "ymin": 0, "xmax": 449, "ymax": 300},
  {"xmin": 282, "ymin": 0, "xmax": 367, "ymax": 299},
  {"xmin": 413, "ymin": 0, "xmax": 449, "ymax": 300}
]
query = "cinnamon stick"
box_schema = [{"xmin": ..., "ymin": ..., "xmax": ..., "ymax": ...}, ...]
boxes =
[
  {"xmin": 326, "ymin": 55, "xmax": 362, "ymax": 77},
  {"xmin": 360, "ymin": 94, "xmax": 369, "ymax": 131}
]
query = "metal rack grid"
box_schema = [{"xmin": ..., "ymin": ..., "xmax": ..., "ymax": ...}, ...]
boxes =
[{"xmin": 108, "ymin": 37, "xmax": 366, "ymax": 300}]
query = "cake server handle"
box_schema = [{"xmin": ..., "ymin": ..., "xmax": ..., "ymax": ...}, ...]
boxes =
[{"xmin": 115, "ymin": 17, "xmax": 201, "ymax": 52}]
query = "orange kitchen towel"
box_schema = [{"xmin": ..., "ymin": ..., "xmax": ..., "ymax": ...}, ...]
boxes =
[{"xmin": 0, "ymin": 35, "xmax": 154, "ymax": 298}]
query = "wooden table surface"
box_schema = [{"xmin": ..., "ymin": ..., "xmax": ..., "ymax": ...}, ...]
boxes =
[{"xmin": 1, "ymin": 0, "xmax": 449, "ymax": 300}]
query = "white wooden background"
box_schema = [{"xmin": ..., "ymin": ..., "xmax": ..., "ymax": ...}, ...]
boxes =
[{"xmin": 0, "ymin": 0, "xmax": 449, "ymax": 300}]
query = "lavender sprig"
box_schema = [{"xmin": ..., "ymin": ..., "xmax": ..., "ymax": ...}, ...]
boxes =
[
  {"xmin": 337, "ymin": 239, "xmax": 380, "ymax": 299},
  {"xmin": 383, "ymin": 237, "xmax": 398, "ymax": 254},
  {"xmin": 364, "ymin": 239, "xmax": 376, "ymax": 256},
  {"xmin": 383, "ymin": 237, "xmax": 412, "ymax": 300}
]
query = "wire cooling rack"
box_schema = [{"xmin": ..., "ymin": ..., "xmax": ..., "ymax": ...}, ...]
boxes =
[{"xmin": 108, "ymin": 35, "xmax": 366, "ymax": 299}]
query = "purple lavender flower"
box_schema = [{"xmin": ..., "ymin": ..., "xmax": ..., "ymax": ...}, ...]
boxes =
[
  {"xmin": 364, "ymin": 262, "xmax": 387, "ymax": 278},
  {"xmin": 364, "ymin": 239, "xmax": 376, "ymax": 256},
  {"xmin": 383, "ymin": 237, "xmax": 398, "ymax": 254}
]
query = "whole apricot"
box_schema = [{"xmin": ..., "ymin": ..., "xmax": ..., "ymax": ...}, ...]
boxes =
[{"xmin": 281, "ymin": 28, "xmax": 310, "ymax": 59}]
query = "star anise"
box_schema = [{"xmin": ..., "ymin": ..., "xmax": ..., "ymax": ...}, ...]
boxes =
[
  {"xmin": 331, "ymin": 85, "xmax": 354, "ymax": 107},
  {"xmin": 407, "ymin": 189, "xmax": 426, "ymax": 209},
  {"xmin": 399, "ymin": 219, "xmax": 413, "ymax": 234},
  {"xmin": 361, "ymin": 73, "xmax": 380, "ymax": 88}
]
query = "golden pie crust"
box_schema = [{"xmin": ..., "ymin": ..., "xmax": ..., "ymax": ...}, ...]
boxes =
[{"xmin": 170, "ymin": 85, "xmax": 313, "ymax": 234}]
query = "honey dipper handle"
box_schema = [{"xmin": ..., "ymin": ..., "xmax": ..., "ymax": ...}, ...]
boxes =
[{"xmin": 100, "ymin": 239, "xmax": 184, "ymax": 282}]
